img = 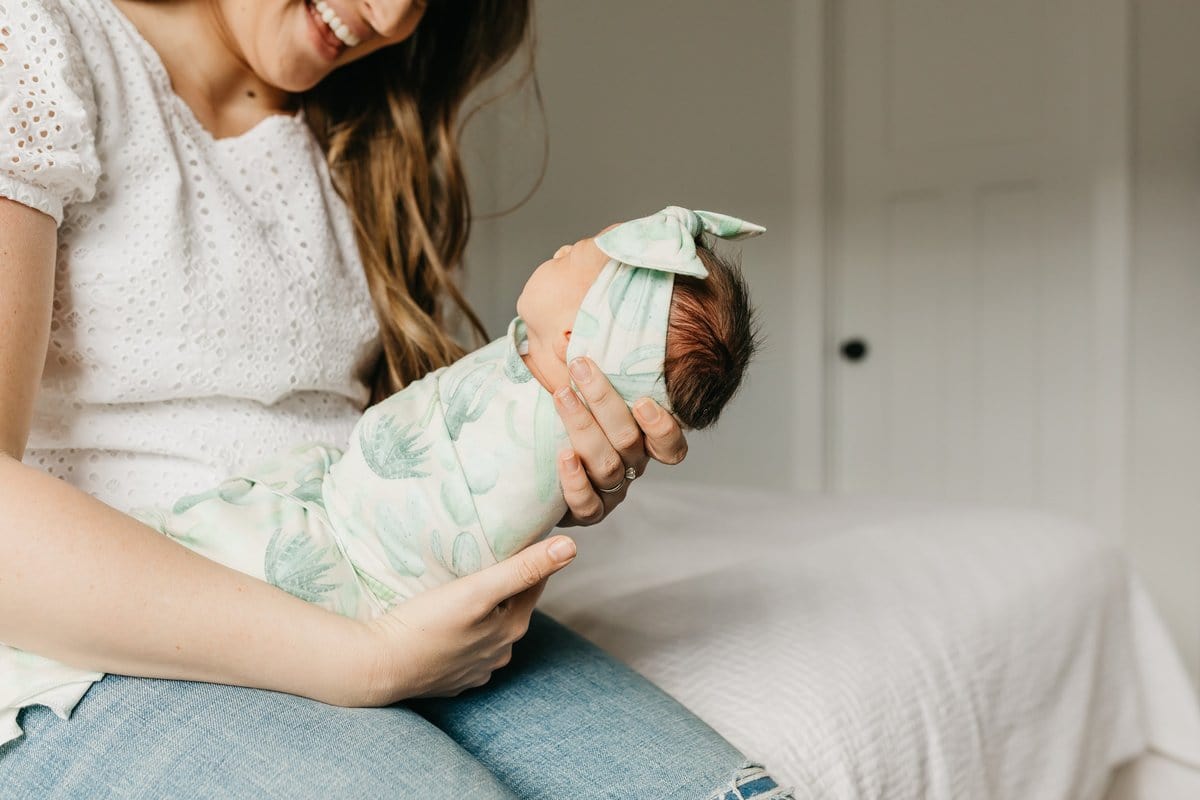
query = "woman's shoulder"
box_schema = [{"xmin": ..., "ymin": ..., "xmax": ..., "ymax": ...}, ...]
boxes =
[
  {"xmin": 3, "ymin": 0, "xmax": 107, "ymax": 56},
  {"xmin": 20, "ymin": 0, "xmax": 108, "ymax": 35},
  {"xmin": 0, "ymin": 0, "xmax": 105, "ymax": 225}
]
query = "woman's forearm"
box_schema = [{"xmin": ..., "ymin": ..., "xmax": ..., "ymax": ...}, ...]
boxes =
[{"xmin": 0, "ymin": 454, "xmax": 369, "ymax": 705}]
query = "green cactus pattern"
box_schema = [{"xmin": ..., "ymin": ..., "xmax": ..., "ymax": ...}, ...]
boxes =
[
  {"xmin": 353, "ymin": 565, "xmax": 398, "ymax": 607},
  {"xmin": 451, "ymin": 532, "xmax": 481, "ymax": 577},
  {"xmin": 109, "ymin": 315, "xmax": 581, "ymax": 630},
  {"xmin": 440, "ymin": 478, "xmax": 476, "ymax": 528},
  {"xmin": 429, "ymin": 530, "xmax": 450, "ymax": 574},
  {"xmin": 533, "ymin": 390, "xmax": 563, "ymax": 503},
  {"xmin": 443, "ymin": 362, "xmax": 500, "ymax": 440},
  {"xmin": 172, "ymin": 477, "xmax": 257, "ymax": 515},
  {"xmin": 263, "ymin": 528, "xmax": 338, "ymax": 604},
  {"xmin": 375, "ymin": 499, "xmax": 427, "ymax": 577},
  {"xmin": 359, "ymin": 415, "xmax": 431, "ymax": 480}
]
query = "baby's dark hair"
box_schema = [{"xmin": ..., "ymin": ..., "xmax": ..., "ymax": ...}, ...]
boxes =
[{"xmin": 663, "ymin": 242, "xmax": 761, "ymax": 430}]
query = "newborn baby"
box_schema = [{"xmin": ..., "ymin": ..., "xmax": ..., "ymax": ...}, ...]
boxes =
[{"xmin": 127, "ymin": 205, "xmax": 764, "ymax": 621}]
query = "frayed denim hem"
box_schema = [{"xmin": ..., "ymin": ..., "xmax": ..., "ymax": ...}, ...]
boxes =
[{"xmin": 705, "ymin": 761, "xmax": 796, "ymax": 800}]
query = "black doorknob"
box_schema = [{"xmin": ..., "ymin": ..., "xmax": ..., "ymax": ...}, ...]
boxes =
[{"xmin": 839, "ymin": 338, "xmax": 869, "ymax": 363}]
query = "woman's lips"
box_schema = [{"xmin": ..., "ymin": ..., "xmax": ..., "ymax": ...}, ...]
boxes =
[
  {"xmin": 305, "ymin": 0, "xmax": 346, "ymax": 62},
  {"xmin": 313, "ymin": 0, "xmax": 362, "ymax": 47}
]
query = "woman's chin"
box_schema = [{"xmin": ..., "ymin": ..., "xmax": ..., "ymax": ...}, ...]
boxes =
[{"xmin": 262, "ymin": 58, "xmax": 328, "ymax": 93}]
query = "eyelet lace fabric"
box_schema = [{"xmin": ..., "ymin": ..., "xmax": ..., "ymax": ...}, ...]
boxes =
[{"xmin": 0, "ymin": 0, "xmax": 381, "ymax": 741}]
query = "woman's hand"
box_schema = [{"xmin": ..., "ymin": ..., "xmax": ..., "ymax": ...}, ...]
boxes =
[
  {"xmin": 348, "ymin": 534, "xmax": 577, "ymax": 705},
  {"xmin": 553, "ymin": 356, "xmax": 688, "ymax": 527}
]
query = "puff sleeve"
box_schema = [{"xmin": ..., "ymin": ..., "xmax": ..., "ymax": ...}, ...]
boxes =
[{"xmin": 0, "ymin": 0, "xmax": 100, "ymax": 226}]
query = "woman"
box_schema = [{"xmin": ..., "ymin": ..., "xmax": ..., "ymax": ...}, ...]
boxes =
[{"xmin": 0, "ymin": 0, "xmax": 791, "ymax": 797}]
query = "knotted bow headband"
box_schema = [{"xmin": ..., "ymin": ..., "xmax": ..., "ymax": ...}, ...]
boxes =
[{"xmin": 563, "ymin": 206, "xmax": 765, "ymax": 413}]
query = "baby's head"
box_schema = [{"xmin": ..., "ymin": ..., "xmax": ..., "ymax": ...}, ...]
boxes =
[
  {"xmin": 517, "ymin": 207, "xmax": 762, "ymax": 430},
  {"xmin": 662, "ymin": 245, "xmax": 758, "ymax": 429}
]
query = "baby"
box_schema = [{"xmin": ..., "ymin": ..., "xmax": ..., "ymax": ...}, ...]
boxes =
[{"xmin": 126, "ymin": 205, "xmax": 764, "ymax": 621}]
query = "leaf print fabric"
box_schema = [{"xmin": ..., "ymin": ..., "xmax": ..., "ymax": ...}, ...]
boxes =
[
  {"xmin": 116, "ymin": 318, "xmax": 573, "ymax": 630},
  {"xmin": 443, "ymin": 362, "xmax": 501, "ymax": 441},
  {"xmin": 319, "ymin": 317, "xmax": 570, "ymax": 606},
  {"xmin": 127, "ymin": 442, "xmax": 378, "ymax": 621},
  {"xmin": 359, "ymin": 415, "xmax": 432, "ymax": 480},
  {"xmin": 264, "ymin": 528, "xmax": 338, "ymax": 604}
]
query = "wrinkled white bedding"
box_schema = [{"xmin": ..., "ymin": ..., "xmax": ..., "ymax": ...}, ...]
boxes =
[{"xmin": 539, "ymin": 481, "xmax": 1200, "ymax": 800}]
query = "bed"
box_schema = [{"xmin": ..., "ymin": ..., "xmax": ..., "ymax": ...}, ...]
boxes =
[{"xmin": 538, "ymin": 480, "xmax": 1200, "ymax": 800}]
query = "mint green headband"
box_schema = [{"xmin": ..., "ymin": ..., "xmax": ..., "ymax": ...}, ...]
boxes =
[{"xmin": 563, "ymin": 206, "xmax": 764, "ymax": 413}]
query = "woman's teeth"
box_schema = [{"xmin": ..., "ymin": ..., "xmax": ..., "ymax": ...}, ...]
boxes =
[{"xmin": 312, "ymin": 0, "xmax": 360, "ymax": 48}]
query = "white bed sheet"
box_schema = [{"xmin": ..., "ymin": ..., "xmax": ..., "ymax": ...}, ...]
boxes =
[{"xmin": 539, "ymin": 481, "xmax": 1200, "ymax": 800}]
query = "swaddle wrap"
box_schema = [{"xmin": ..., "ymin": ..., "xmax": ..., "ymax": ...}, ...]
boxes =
[
  {"xmin": 319, "ymin": 317, "xmax": 570, "ymax": 607},
  {"xmin": 564, "ymin": 206, "xmax": 765, "ymax": 412}
]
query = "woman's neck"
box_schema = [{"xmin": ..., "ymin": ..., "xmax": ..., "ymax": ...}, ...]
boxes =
[{"xmin": 112, "ymin": 0, "xmax": 294, "ymax": 139}]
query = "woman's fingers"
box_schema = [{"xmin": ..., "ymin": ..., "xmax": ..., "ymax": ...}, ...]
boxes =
[
  {"xmin": 501, "ymin": 574, "xmax": 550, "ymax": 625},
  {"xmin": 555, "ymin": 449, "xmax": 608, "ymax": 527},
  {"xmin": 549, "ymin": 358, "xmax": 692, "ymax": 528},
  {"xmin": 633, "ymin": 397, "xmax": 688, "ymax": 466},
  {"xmin": 557, "ymin": 357, "xmax": 648, "ymax": 485},
  {"xmin": 461, "ymin": 534, "xmax": 576, "ymax": 619},
  {"xmin": 364, "ymin": 536, "xmax": 576, "ymax": 702}
]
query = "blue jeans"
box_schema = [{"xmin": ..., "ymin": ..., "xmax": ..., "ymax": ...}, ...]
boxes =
[{"xmin": 0, "ymin": 611, "xmax": 791, "ymax": 799}]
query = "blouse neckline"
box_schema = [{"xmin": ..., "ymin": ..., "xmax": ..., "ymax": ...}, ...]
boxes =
[{"xmin": 97, "ymin": 0, "xmax": 308, "ymax": 148}]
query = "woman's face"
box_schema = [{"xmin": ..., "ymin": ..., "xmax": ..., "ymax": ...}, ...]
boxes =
[{"xmin": 217, "ymin": 0, "xmax": 428, "ymax": 93}]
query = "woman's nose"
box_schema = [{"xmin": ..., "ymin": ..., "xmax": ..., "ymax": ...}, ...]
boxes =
[{"xmin": 362, "ymin": 0, "xmax": 425, "ymax": 39}]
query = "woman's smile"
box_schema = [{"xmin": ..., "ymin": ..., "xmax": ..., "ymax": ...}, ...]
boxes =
[{"xmin": 304, "ymin": 0, "xmax": 356, "ymax": 62}]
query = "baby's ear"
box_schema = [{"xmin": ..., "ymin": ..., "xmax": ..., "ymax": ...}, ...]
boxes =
[{"xmin": 553, "ymin": 330, "xmax": 571, "ymax": 362}]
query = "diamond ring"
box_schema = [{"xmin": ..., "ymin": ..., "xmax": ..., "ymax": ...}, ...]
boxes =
[{"xmin": 599, "ymin": 465, "xmax": 639, "ymax": 494}]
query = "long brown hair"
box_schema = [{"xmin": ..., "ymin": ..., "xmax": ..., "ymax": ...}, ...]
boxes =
[{"xmin": 302, "ymin": 1, "xmax": 534, "ymax": 405}]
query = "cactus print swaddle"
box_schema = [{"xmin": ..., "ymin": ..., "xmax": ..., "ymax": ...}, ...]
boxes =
[{"xmin": 130, "ymin": 316, "xmax": 570, "ymax": 619}]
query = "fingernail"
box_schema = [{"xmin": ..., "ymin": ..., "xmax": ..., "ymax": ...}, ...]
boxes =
[
  {"xmin": 569, "ymin": 358, "xmax": 592, "ymax": 382},
  {"xmin": 548, "ymin": 536, "xmax": 577, "ymax": 562},
  {"xmin": 559, "ymin": 449, "xmax": 580, "ymax": 473},
  {"xmin": 635, "ymin": 398, "xmax": 660, "ymax": 423},
  {"xmin": 555, "ymin": 386, "xmax": 580, "ymax": 409}
]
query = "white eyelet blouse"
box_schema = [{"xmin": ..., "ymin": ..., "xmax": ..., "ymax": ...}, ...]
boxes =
[{"xmin": 0, "ymin": 0, "xmax": 382, "ymax": 742}]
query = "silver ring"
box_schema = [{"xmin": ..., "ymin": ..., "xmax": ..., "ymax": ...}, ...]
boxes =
[
  {"xmin": 599, "ymin": 466, "xmax": 638, "ymax": 494},
  {"xmin": 598, "ymin": 478, "xmax": 625, "ymax": 494}
]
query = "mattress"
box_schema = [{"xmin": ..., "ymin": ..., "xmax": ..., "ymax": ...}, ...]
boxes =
[{"xmin": 538, "ymin": 480, "xmax": 1200, "ymax": 800}]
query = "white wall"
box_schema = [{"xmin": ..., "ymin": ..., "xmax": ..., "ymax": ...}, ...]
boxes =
[
  {"xmin": 1128, "ymin": 0, "xmax": 1200, "ymax": 686},
  {"xmin": 460, "ymin": 0, "xmax": 1199, "ymax": 687},
  {"xmin": 463, "ymin": 0, "xmax": 826, "ymax": 492}
]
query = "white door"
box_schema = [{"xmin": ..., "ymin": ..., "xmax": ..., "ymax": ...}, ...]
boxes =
[{"xmin": 828, "ymin": 0, "xmax": 1129, "ymax": 534}]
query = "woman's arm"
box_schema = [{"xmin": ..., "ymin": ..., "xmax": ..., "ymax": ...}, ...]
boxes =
[
  {"xmin": 0, "ymin": 197, "xmax": 575, "ymax": 707},
  {"xmin": 0, "ymin": 199, "xmax": 366, "ymax": 704},
  {"xmin": 0, "ymin": 453, "xmax": 368, "ymax": 703}
]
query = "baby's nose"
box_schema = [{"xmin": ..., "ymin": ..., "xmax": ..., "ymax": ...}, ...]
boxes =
[{"xmin": 554, "ymin": 244, "xmax": 573, "ymax": 259}]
